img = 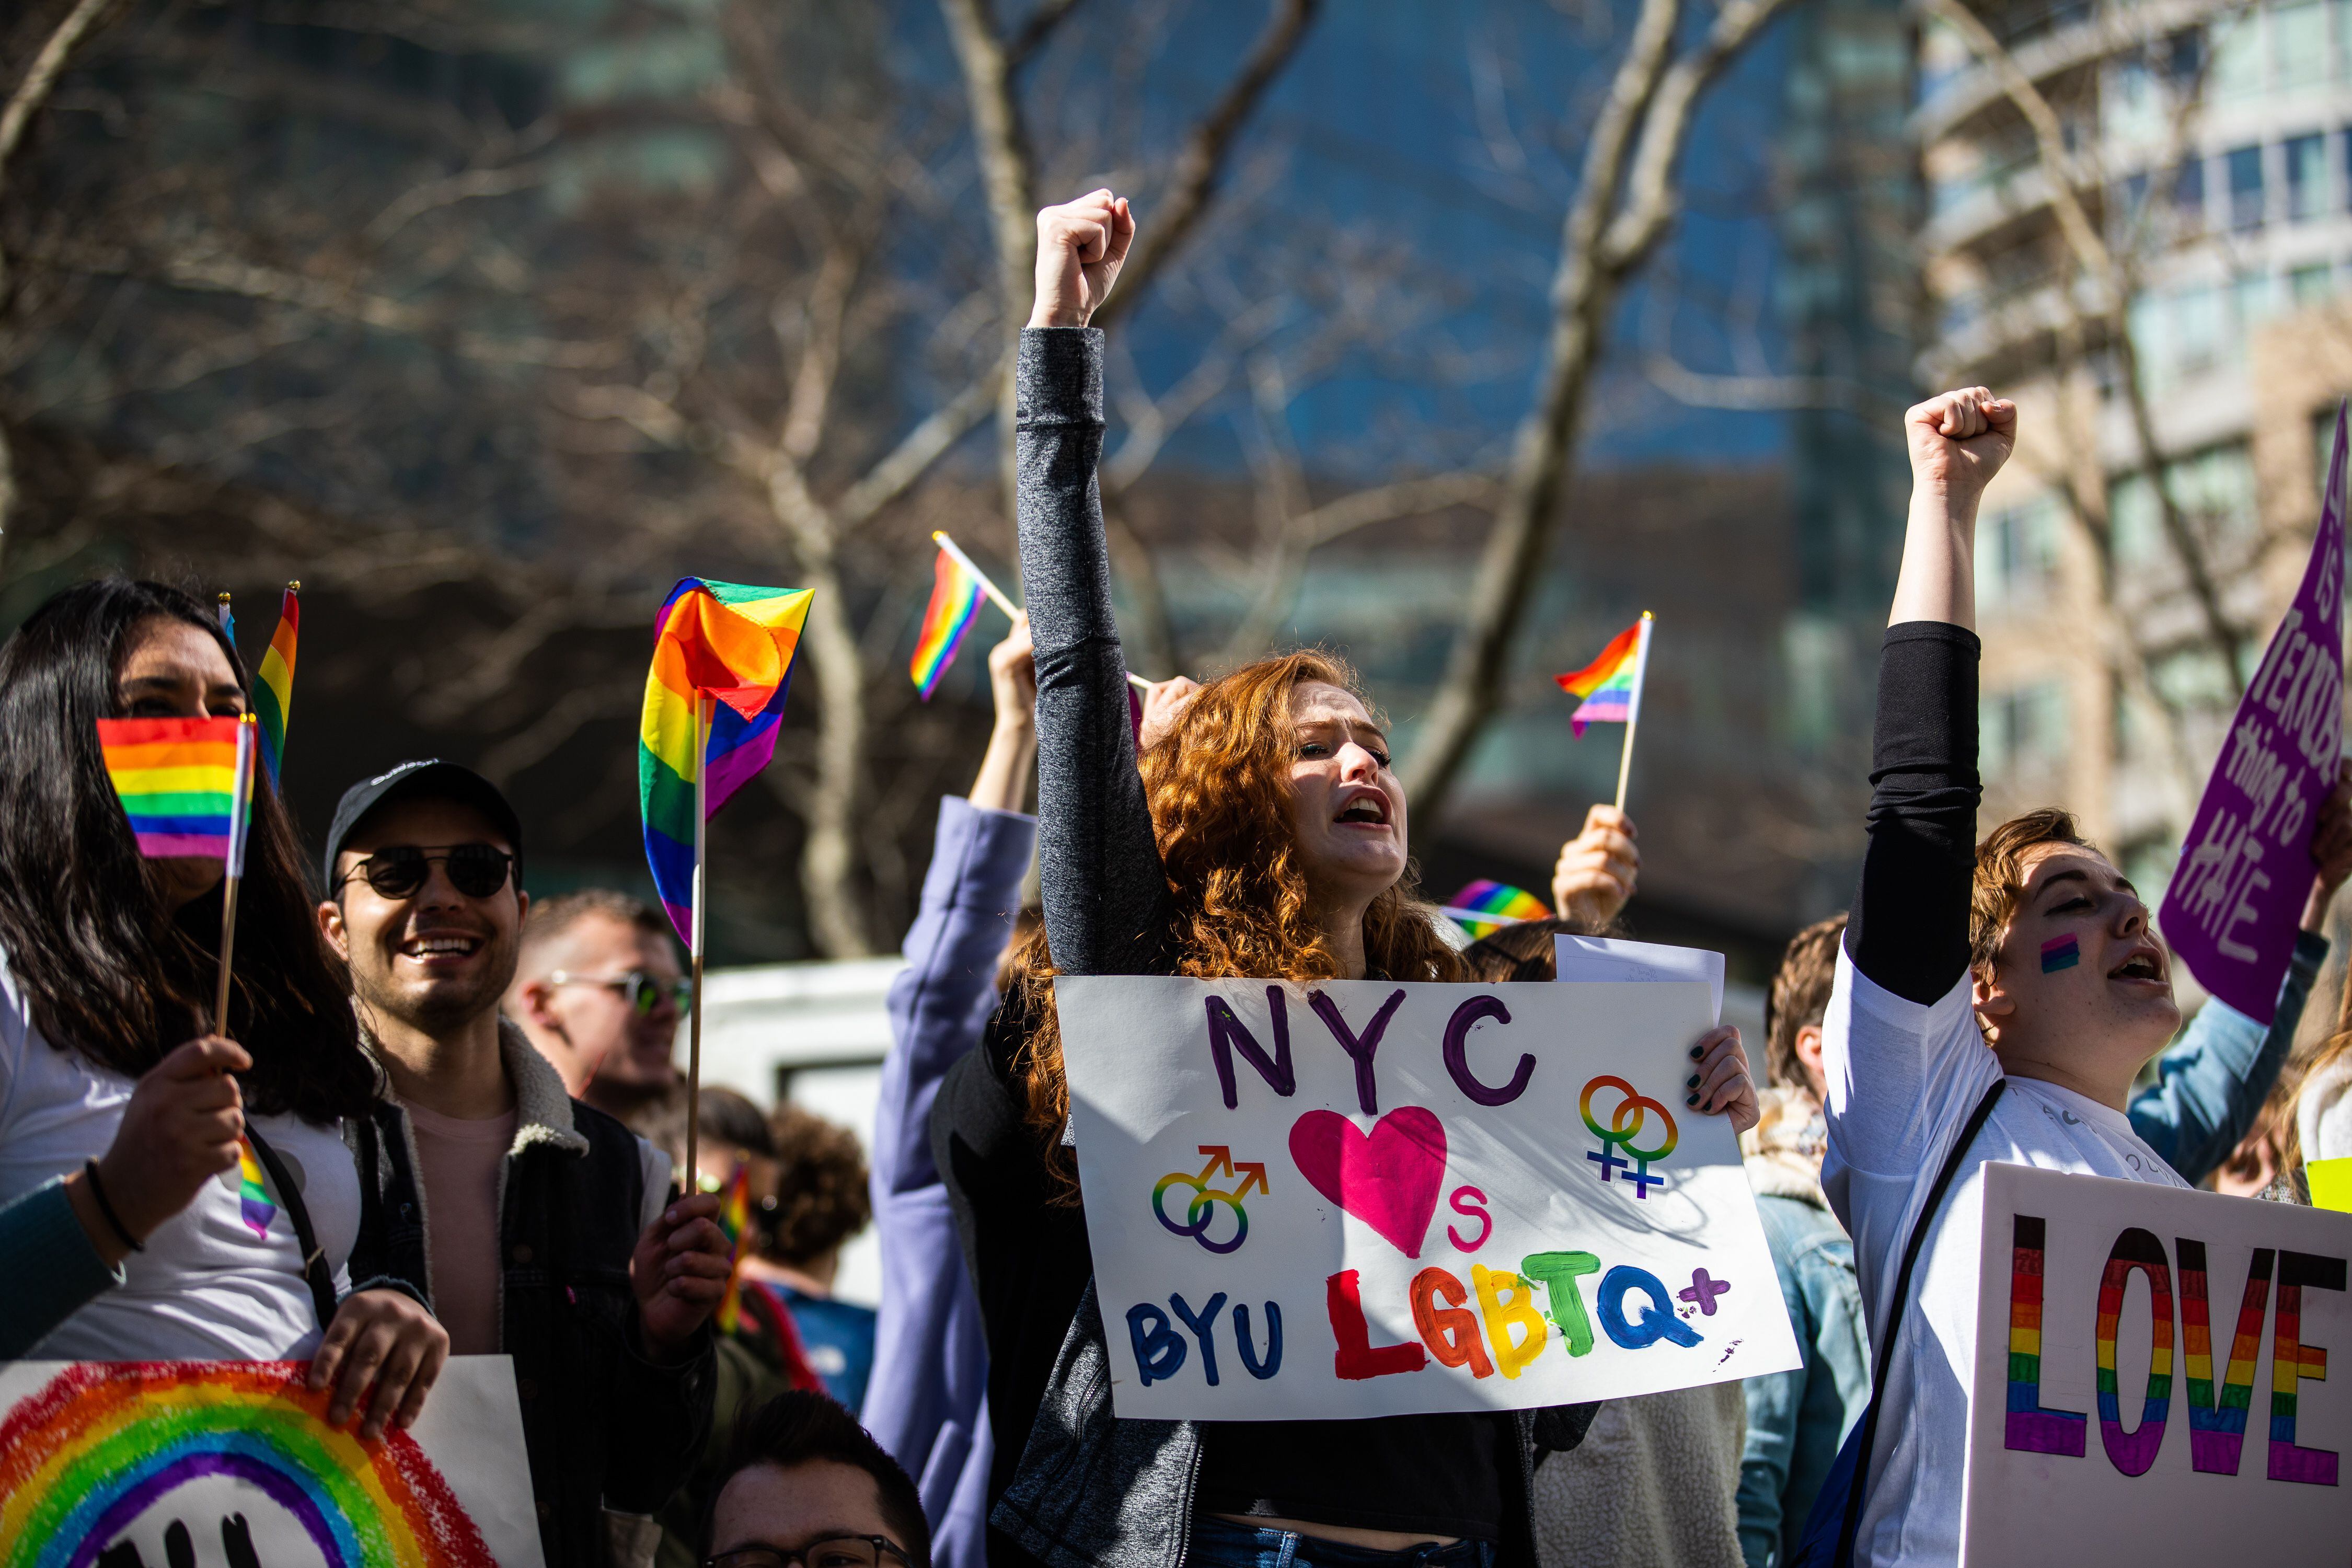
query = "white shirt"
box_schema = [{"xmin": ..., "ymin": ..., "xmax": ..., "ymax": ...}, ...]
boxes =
[
  {"xmin": 0, "ymin": 957, "xmax": 357, "ymax": 1359},
  {"xmin": 1821, "ymin": 950, "xmax": 2186, "ymax": 1568}
]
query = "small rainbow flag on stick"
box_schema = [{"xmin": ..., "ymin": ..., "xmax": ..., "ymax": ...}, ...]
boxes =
[
  {"xmin": 911, "ymin": 538, "xmax": 993, "ymax": 700},
  {"xmin": 1440, "ymin": 879, "xmax": 1551, "ymax": 938},
  {"xmin": 640, "ymin": 577, "xmax": 813, "ymax": 1185},
  {"xmin": 97, "ymin": 716, "xmax": 251, "ymax": 862},
  {"xmin": 712, "ymin": 1160, "xmax": 755, "ymax": 1335},
  {"xmin": 254, "ymin": 583, "xmax": 298, "ymax": 785},
  {"xmin": 1555, "ymin": 612, "xmax": 1654, "ymax": 811}
]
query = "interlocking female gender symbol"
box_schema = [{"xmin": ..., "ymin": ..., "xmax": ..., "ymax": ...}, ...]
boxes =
[
  {"xmin": 1579, "ymin": 1075, "xmax": 1679, "ymax": 1199},
  {"xmin": 1152, "ymin": 1169, "xmax": 1250, "ymax": 1253}
]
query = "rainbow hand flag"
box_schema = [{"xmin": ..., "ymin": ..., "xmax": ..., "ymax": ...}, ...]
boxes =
[
  {"xmin": 1447, "ymin": 879, "xmax": 1550, "ymax": 938},
  {"xmin": 235, "ymin": 1134, "xmax": 275, "ymax": 1239},
  {"xmin": 1556, "ymin": 615, "xmax": 1652, "ymax": 737},
  {"xmin": 911, "ymin": 542, "xmax": 987, "ymax": 701},
  {"xmin": 254, "ymin": 583, "xmax": 298, "ymax": 785},
  {"xmin": 640, "ymin": 579, "xmax": 814, "ymax": 943},
  {"xmin": 97, "ymin": 715, "xmax": 254, "ymax": 864},
  {"xmin": 712, "ymin": 1160, "xmax": 755, "ymax": 1335}
]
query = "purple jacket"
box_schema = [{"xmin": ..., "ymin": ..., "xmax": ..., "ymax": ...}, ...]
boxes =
[{"xmin": 865, "ymin": 795, "xmax": 1035, "ymax": 1568}]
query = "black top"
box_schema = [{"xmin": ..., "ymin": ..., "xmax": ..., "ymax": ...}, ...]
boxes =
[
  {"xmin": 930, "ymin": 325, "xmax": 1507, "ymax": 1547},
  {"xmin": 1845, "ymin": 621, "xmax": 1983, "ymax": 1001}
]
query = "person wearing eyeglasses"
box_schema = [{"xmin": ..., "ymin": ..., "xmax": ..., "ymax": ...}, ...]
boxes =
[
  {"xmin": 507, "ymin": 889, "xmax": 690, "ymax": 1127},
  {"xmin": 317, "ymin": 758, "xmax": 729, "ymax": 1567},
  {"xmin": 706, "ymin": 1390, "xmax": 931, "ymax": 1568}
]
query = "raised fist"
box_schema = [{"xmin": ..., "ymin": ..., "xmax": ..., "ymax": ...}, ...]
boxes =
[
  {"xmin": 1905, "ymin": 386, "xmax": 2015, "ymax": 506},
  {"xmin": 1029, "ymin": 189, "xmax": 1135, "ymax": 330}
]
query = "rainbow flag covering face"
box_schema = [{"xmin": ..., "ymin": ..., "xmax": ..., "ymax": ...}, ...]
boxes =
[
  {"xmin": 254, "ymin": 584, "xmax": 298, "ymax": 785},
  {"xmin": 1449, "ymin": 879, "xmax": 1549, "ymax": 938},
  {"xmin": 910, "ymin": 545, "xmax": 986, "ymax": 701},
  {"xmin": 96, "ymin": 716, "xmax": 252, "ymax": 863},
  {"xmin": 1556, "ymin": 618, "xmax": 1647, "ymax": 736},
  {"xmin": 639, "ymin": 578, "xmax": 814, "ymax": 942},
  {"xmin": 712, "ymin": 1160, "xmax": 755, "ymax": 1335}
]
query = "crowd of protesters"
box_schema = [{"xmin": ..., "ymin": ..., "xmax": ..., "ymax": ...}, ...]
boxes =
[{"xmin": 2, "ymin": 186, "xmax": 2350, "ymax": 1568}]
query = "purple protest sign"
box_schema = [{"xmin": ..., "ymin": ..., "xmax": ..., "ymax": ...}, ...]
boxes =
[{"xmin": 2159, "ymin": 403, "xmax": 2348, "ymax": 1022}]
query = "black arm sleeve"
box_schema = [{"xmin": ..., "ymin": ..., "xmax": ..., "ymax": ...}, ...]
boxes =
[
  {"xmin": 1845, "ymin": 621, "xmax": 1982, "ymax": 1005},
  {"xmin": 1014, "ymin": 327, "xmax": 1178, "ymax": 978}
]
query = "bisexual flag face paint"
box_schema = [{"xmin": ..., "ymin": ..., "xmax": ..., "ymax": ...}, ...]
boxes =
[{"xmin": 2041, "ymin": 934, "xmax": 2081, "ymax": 973}]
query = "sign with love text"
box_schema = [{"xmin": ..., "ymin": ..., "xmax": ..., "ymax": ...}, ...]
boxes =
[
  {"xmin": 1962, "ymin": 1163, "xmax": 2352, "ymax": 1565},
  {"xmin": 2158, "ymin": 401, "xmax": 2347, "ymax": 1023},
  {"xmin": 1055, "ymin": 976, "xmax": 1801, "ymax": 1420}
]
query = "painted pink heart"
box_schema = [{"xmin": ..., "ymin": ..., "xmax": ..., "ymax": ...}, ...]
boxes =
[{"xmin": 1287, "ymin": 1105, "xmax": 1448, "ymax": 1259}]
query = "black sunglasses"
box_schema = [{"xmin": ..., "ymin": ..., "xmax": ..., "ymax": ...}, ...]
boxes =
[
  {"xmin": 336, "ymin": 844, "xmax": 515, "ymax": 901},
  {"xmin": 705, "ymin": 1538, "xmax": 911, "ymax": 1568},
  {"xmin": 548, "ymin": 969, "xmax": 689, "ymax": 1017}
]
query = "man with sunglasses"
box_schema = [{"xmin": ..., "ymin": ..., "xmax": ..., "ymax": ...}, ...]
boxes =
[
  {"xmin": 507, "ymin": 890, "xmax": 690, "ymax": 1127},
  {"xmin": 707, "ymin": 1390, "xmax": 931, "ymax": 1568},
  {"xmin": 318, "ymin": 759, "xmax": 725, "ymax": 1566}
]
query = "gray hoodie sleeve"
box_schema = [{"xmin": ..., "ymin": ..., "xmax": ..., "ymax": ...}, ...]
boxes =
[{"xmin": 1014, "ymin": 327, "xmax": 1176, "ymax": 978}]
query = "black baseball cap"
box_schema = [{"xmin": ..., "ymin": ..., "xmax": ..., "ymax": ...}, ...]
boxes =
[{"xmin": 322, "ymin": 759, "xmax": 525, "ymax": 891}]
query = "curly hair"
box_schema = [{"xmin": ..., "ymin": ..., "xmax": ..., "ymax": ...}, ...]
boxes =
[
  {"xmin": 760, "ymin": 1102, "xmax": 872, "ymax": 1266},
  {"xmin": 1765, "ymin": 915, "xmax": 1846, "ymax": 1090},
  {"xmin": 1970, "ymin": 807, "xmax": 2093, "ymax": 974},
  {"xmin": 1006, "ymin": 650, "xmax": 1462, "ymax": 1197}
]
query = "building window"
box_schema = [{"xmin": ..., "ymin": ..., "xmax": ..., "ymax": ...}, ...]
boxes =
[
  {"xmin": 1977, "ymin": 493, "xmax": 2062, "ymax": 610},
  {"xmin": 2276, "ymin": 0, "xmax": 2329, "ymax": 89},
  {"xmin": 2172, "ymin": 156, "xmax": 2208, "ymax": 236},
  {"xmin": 2229, "ymin": 143, "xmax": 2267, "ymax": 229},
  {"xmin": 2234, "ymin": 270, "xmax": 2280, "ymax": 335},
  {"xmin": 2211, "ymin": 10, "xmax": 2266, "ymax": 101},
  {"xmin": 2288, "ymin": 132, "xmax": 2329, "ymax": 218},
  {"xmin": 1982, "ymin": 683, "xmax": 2069, "ymax": 780},
  {"xmin": 2111, "ymin": 442, "xmax": 2258, "ymax": 566},
  {"xmin": 2292, "ymin": 261, "xmax": 2335, "ymax": 305}
]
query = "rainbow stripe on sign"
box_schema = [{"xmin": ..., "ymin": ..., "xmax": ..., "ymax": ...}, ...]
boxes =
[
  {"xmin": 2094, "ymin": 1228, "xmax": 2173, "ymax": 1475},
  {"xmin": 96, "ymin": 717, "xmax": 246, "ymax": 861},
  {"xmin": 235, "ymin": 1136, "xmax": 274, "ymax": 1241},
  {"xmin": 0, "ymin": 1361, "xmax": 494, "ymax": 1568},
  {"xmin": 2270, "ymin": 1250, "xmax": 2344, "ymax": 1484},
  {"xmin": 253, "ymin": 584, "xmax": 298, "ymax": 786},
  {"xmin": 639, "ymin": 579, "xmax": 814, "ymax": 942},
  {"xmin": 1447, "ymin": 880, "xmax": 1549, "ymax": 938},
  {"xmin": 2178, "ymin": 1239, "xmax": 2270, "ymax": 1474},
  {"xmin": 910, "ymin": 545, "xmax": 986, "ymax": 701},
  {"xmin": 1555, "ymin": 620, "xmax": 1645, "ymax": 736},
  {"xmin": 2004, "ymin": 1214, "xmax": 2089, "ymax": 1455}
]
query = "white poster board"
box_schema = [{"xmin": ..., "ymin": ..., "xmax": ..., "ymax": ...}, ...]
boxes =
[
  {"xmin": 1056, "ymin": 975, "xmax": 1800, "ymax": 1420},
  {"xmin": 1963, "ymin": 1163, "xmax": 2352, "ymax": 1564},
  {"xmin": 0, "ymin": 1355, "xmax": 545, "ymax": 1566}
]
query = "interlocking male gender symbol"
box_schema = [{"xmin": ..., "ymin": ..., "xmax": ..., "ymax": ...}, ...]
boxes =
[
  {"xmin": 1580, "ymin": 1075, "xmax": 1678, "ymax": 1200},
  {"xmin": 1151, "ymin": 1146, "xmax": 1267, "ymax": 1254}
]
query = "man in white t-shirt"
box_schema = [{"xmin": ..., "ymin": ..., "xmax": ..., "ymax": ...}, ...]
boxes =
[{"xmin": 1823, "ymin": 388, "xmax": 2352, "ymax": 1568}]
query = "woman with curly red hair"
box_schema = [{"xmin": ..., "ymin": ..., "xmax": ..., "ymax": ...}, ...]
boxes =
[{"xmin": 931, "ymin": 190, "xmax": 1757, "ymax": 1568}]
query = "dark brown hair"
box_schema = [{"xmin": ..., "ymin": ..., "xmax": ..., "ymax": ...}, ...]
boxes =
[
  {"xmin": 762, "ymin": 1103, "xmax": 871, "ymax": 1265},
  {"xmin": 708, "ymin": 1391, "xmax": 930, "ymax": 1567},
  {"xmin": 1971, "ymin": 807, "xmax": 2093, "ymax": 973},
  {"xmin": 1458, "ymin": 916, "xmax": 1588, "ymax": 983}
]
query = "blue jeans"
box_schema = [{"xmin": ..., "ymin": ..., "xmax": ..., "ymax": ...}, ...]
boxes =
[{"xmin": 1186, "ymin": 1518, "xmax": 1498, "ymax": 1567}]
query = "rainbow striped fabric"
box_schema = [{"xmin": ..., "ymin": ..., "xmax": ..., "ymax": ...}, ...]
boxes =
[
  {"xmin": 910, "ymin": 544, "xmax": 986, "ymax": 701},
  {"xmin": 97, "ymin": 715, "xmax": 251, "ymax": 862},
  {"xmin": 255, "ymin": 584, "xmax": 298, "ymax": 785},
  {"xmin": 235, "ymin": 1135, "xmax": 275, "ymax": 1240},
  {"xmin": 639, "ymin": 579, "xmax": 814, "ymax": 942},
  {"xmin": 1556, "ymin": 617, "xmax": 1648, "ymax": 736},
  {"xmin": 713, "ymin": 1160, "xmax": 755, "ymax": 1335},
  {"xmin": 1448, "ymin": 879, "xmax": 1550, "ymax": 938}
]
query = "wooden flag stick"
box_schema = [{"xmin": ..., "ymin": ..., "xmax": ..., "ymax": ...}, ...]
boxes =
[
  {"xmin": 1613, "ymin": 612, "xmax": 1655, "ymax": 814},
  {"xmin": 935, "ymin": 529, "xmax": 1153, "ymax": 691},
  {"xmin": 214, "ymin": 715, "xmax": 257, "ymax": 1035},
  {"xmin": 684, "ymin": 693, "xmax": 711, "ymax": 1193}
]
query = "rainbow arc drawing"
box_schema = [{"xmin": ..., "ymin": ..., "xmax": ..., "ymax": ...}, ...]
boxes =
[{"xmin": 0, "ymin": 1361, "xmax": 495, "ymax": 1568}]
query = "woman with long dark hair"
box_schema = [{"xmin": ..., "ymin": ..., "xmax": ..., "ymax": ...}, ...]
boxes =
[
  {"xmin": 932, "ymin": 193, "xmax": 1760, "ymax": 1568},
  {"xmin": 0, "ymin": 578, "xmax": 444, "ymax": 1436}
]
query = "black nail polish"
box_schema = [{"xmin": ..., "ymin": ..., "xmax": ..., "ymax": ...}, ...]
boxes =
[
  {"xmin": 1687, "ymin": 1073, "xmax": 1701, "ymax": 1089},
  {"xmin": 1685, "ymin": 1093, "xmax": 1700, "ymax": 1107},
  {"xmin": 1689, "ymin": 1044, "xmax": 1704, "ymax": 1060}
]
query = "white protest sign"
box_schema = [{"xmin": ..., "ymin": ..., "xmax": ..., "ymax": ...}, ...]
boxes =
[
  {"xmin": 1056, "ymin": 975, "xmax": 1800, "ymax": 1421},
  {"xmin": 1962, "ymin": 1163, "xmax": 2352, "ymax": 1564},
  {"xmin": 1553, "ymin": 935, "xmax": 1725, "ymax": 1022},
  {"xmin": 0, "ymin": 1355, "xmax": 545, "ymax": 1566}
]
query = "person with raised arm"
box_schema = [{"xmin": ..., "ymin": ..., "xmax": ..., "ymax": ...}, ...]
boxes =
[
  {"xmin": 932, "ymin": 190, "xmax": 1757, "ymax": 1568},
  {"xmin": 1824, "ymin": 389, "xmax": 2352, "ymax": 1566}
]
